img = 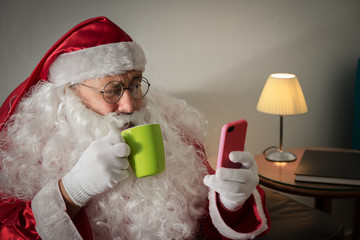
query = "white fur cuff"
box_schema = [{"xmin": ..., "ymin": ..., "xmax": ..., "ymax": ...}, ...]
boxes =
[
  {"xmin": 32, "ymin": 181, "xmax": 84, "ymax": 240},
  {"xmin": 208, "ymin": 189, "xmax": 268, "ymax": 239}
]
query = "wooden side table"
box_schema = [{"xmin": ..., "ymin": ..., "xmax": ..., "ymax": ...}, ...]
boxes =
[{"xmin": 255, "ymin": 147, "xmax": 360, "ymax": 240}]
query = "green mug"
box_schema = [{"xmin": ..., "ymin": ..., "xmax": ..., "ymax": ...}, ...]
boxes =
[{"xmin": 121, "ymin": 124, "xmax": 165, "ymax": 178}]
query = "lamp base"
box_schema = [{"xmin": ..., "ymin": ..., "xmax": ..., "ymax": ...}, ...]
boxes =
[{"xmin": 265, "ymin": 149, "xmax": 297, "ymax": 162}]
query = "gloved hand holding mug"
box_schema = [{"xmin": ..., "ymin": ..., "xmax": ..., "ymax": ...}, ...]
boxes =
[{"xmin": 62, "ymin": 133, "xmax": 130, "ymax": 207}]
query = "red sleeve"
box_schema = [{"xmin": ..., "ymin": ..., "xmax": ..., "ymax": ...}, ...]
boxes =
[
  {"xmin": 215, "ymin": 186, "xmax": 271, "ymax": 237},
  {"xmin": 198, "ymin": 186, "xmax": 270, "ymax": 239},
  {"xmin": 194, "ymin": 143, "xmax": 270, "ymax": 239},
  {"xmin": 73, "ymin": 208, "xmax": 94, "ymax": 240},
  {"xmin": 0, "ymin": 197, "xmax": 94, "ymax": 240},
  {"xmin": 0, "ymin": 197, "xmax": 40, "ymax": 239}
]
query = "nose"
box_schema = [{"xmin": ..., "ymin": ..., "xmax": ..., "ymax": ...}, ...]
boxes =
[{"xmin": 115, "ymin": 89, "xmax": 137, "ymax": 114}]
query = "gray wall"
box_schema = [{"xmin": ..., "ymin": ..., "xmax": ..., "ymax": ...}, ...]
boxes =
[{"xmin": 1, "ymin": 0, "xmax": 359, "ymax": 235}]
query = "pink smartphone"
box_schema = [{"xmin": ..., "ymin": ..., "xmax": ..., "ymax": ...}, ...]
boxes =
[{"xmin": 216, "ymin": 119, "xmax": 247, "ymax": 169}]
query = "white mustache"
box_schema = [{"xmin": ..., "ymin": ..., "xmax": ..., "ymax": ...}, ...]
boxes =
[{"xmin": 104, "ymin": 109, "xmax": 147, "ymax": 131}]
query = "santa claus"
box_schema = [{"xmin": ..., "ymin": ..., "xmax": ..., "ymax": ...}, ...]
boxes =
[{"xmin": 0, "ymin": 17, "xmax": 269, "ymax": 239}]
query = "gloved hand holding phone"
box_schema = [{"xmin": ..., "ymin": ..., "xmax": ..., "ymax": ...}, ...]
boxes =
[
  {"xmin": 203, "ymin": 119, "xmax": 259, "ymax": 210},
  {"xmin": 204, "ymin": 151, "xmax": 259, "ymax": 210}
]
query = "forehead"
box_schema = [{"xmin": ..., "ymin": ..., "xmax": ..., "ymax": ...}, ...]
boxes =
[
  {"xmin": 83, "ymin": 70, "xmax": 142, "ymax": 86},
  {"xmin": 106, "ymin": 70, "xmax": 142, "ymax": 81}
]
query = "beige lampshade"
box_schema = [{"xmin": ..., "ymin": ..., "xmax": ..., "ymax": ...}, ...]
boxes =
[{"xmin": 257, "ymin": 73, "xmax": 308, "ymax": 115}]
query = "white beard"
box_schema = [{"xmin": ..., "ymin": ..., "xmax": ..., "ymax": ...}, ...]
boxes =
[{"xmin": 0, "ymin": 82, "xmax": 210, "ymax": 239}]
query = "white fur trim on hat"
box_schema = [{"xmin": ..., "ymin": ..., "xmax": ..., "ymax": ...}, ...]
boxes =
[{"xmin": 48, "ymin": 41, "xmax": 146, "ymax": 85}]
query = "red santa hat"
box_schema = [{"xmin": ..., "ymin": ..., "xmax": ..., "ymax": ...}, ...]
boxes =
[{"xmin": 0, "ymin": 16, "xmax": 146, "ymax": 131}]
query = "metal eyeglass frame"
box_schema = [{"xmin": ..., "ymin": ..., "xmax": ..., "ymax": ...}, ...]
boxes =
[{"xmin": 79, "ymin": 77, "xmax": 150, "ymax": 104}]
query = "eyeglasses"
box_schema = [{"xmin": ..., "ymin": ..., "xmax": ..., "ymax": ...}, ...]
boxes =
[{"xmin": 79, "ymin": 77, "xmax": 150, "ymax": 104}]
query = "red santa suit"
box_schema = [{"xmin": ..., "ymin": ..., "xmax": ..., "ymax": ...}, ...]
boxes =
[
  {"xmin": 0, "ymin": 186, "xmax": 268, "ymax": 239},
  {"xmin": 0, "ymin": 16, "xmax": 270, "ymax": 239}
]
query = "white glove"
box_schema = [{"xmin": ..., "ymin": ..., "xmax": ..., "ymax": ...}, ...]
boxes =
[
  {"xmin": 62, "ymin": 133, "xmax": 130, "ymax": 207},
  {"xmin": 203, "ymin": 151, "xmax": 259, "ymax": 210}
]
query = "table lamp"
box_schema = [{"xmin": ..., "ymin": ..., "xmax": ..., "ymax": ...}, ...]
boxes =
[{"xmin": 256, "ymin": 73, "xmax": 308, "ymax": 162}]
